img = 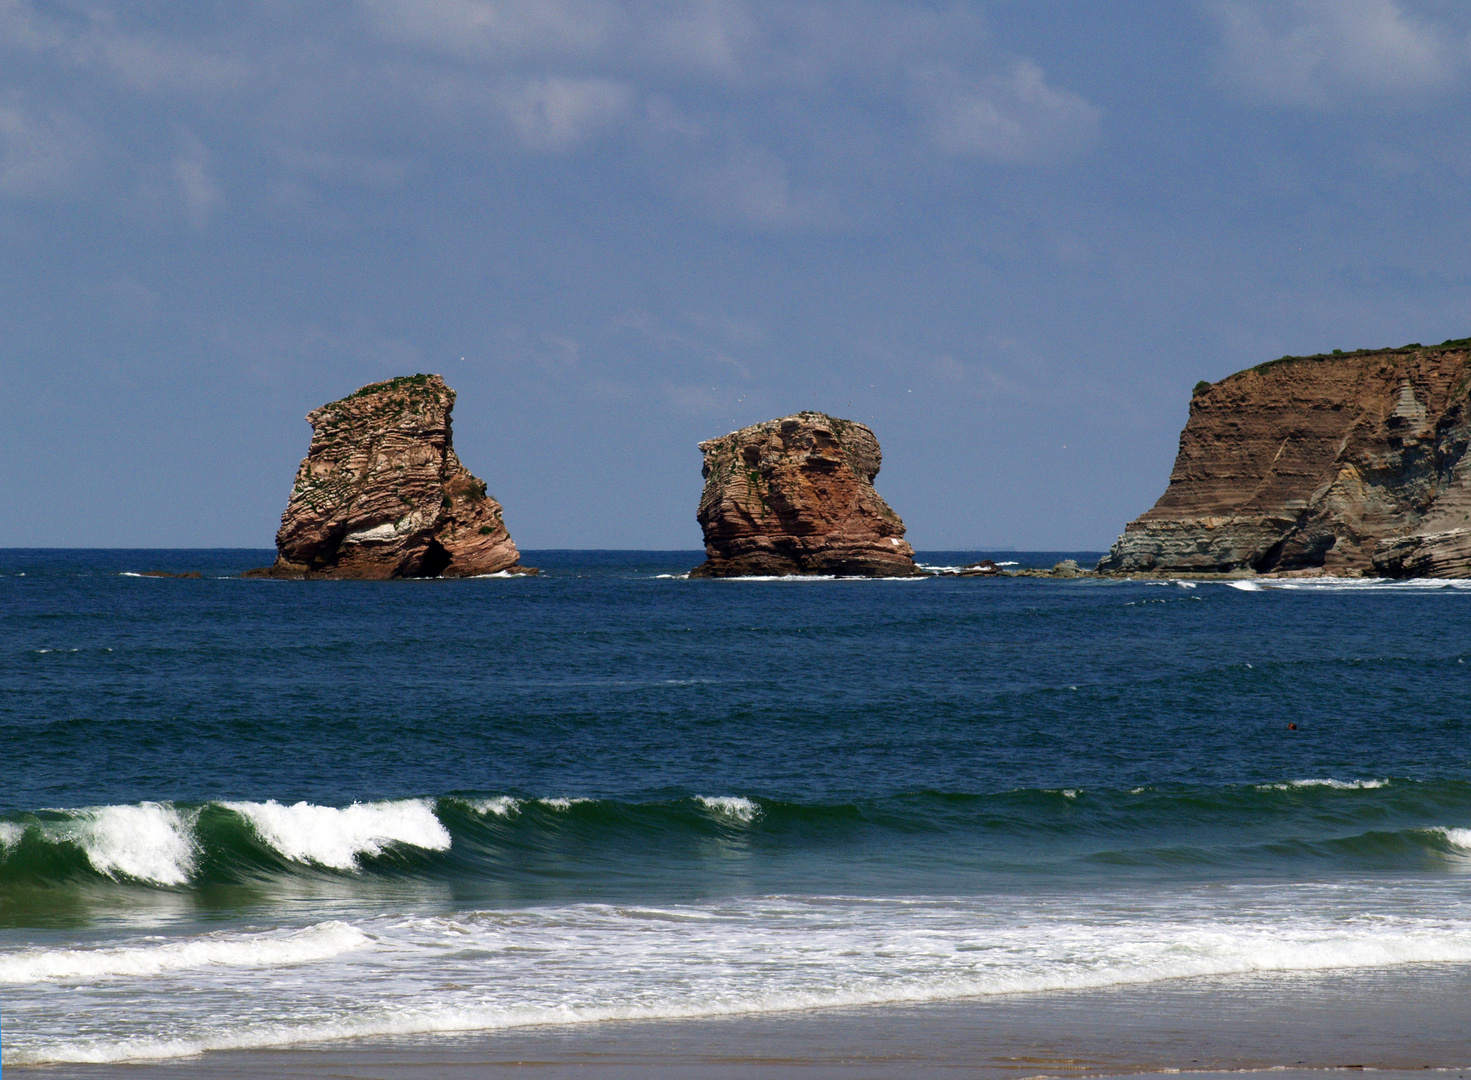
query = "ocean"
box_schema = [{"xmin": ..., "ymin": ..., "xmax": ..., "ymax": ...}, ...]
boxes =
[{"xmin": 3, "ymin": 549, "xmax": 1471, "ymax": 1073}]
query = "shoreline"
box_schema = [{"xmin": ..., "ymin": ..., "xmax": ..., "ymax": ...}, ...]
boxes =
[{"xmin": 20, "ymin": 963, "xmax": 1471, "ymax": 1080}]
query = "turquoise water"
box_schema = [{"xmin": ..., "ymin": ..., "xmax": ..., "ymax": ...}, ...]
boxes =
[{"xmin": 3, "ymin": 550, "xmax": 1471, "ymax": 1065}]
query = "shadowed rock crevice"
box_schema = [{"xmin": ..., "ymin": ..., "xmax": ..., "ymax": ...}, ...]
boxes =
[
  {"xmin": 690, "ymin": 412, "xmax": 923, "ymax": 578},
  {"xmin": 1099, "ymin": 341, "xmax": 1471, "ymax": 577},
  {"xmin": 248, "ymin": 374, "xmax": 529, "ymax": 579}
]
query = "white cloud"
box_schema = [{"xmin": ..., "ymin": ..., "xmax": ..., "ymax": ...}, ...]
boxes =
[
  {"xmin": 1210, "ymin": 0, "xmax": 1463, "ymax": 107},
  {"xmin": 90, "ymin": 32, "xmax": 253, "ymax": 96},
  {"xmin": 0, "ymin": 97, "xmax": 91, "ymax": 196},
  {"xmin": 359, "ymin": 0, "xmax": 757, "ymax": 77},
  {"xmin": 275, "ymin": 147, "xmax": 409, "ymax": 190},
  {"xmin": 173, "ymin": 134, "xmax": 222, "ymax": 228},
  {"xmin": 652, "ymin": 133, "xmax": 837, "ymax": 228},
  {"xmin": 914, "ymin": 60, "xmax": 1101, "ymax": 164},
  {"xmin": 0, "ymin": 2, "xmax": 252, "ymax": 95},
  {"xmin": 641, "ymin": 0, "xmax": 754, "ymax": 77},
  {"xmin": 0, "ymin": 0, "xmax": 66, "ymax": 51},
  {"xmin": 358, "ymin": 0, "xmax": 615, "ymax": 61},
  {"xmin": 495, "ymin": 75, "xmax": 634, "ymax": 150},
  {"xmin": 0, "ymin": 0, "xmax": 1107, "ymax": 230}
]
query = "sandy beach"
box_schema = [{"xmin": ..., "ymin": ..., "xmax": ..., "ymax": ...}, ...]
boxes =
[{"xmin": 23, "ymin": 963, "xmax": 1471, "ymax": 1080}]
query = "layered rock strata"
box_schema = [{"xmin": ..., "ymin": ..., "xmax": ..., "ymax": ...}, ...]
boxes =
[
  {"xmin": 690, "ymin": 412, "xmax": 922, "ymax": 577},
  {"xmin": 250, "ymin": 374, "xmax": 527, "ymax": 579},
  {"xmin": 1099, "ymin": 339, "xmax": 1471, "ymax": 577}
]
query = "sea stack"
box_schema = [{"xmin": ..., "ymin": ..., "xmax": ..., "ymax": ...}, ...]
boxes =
[
  {"xmin": 1098, "ymin": 338, "xmax": 1471, "ymax": 577},
  {"xmin": 690, "ymin": 411, "xmax": 922, "ymax": 578},
  {"xmin": 250, "ymin": 374, "xmax": 528, "ymax": 579}
]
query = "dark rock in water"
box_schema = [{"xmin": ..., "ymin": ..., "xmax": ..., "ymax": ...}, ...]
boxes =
[
  {"xmin": 1098, "ymin": 340, "xmax": 1471, "ymax": 577},
  {"xmin": 959, "ymin": 559, "xmax": 1001, "ymax": 577},
  {"xmin": 247, "ymin": 374, "xmax": 533, "ymax": 580},
  {"xmin": 138, "ymin": 571, "xmax": 202, "ymax": 578},
  {"xmin": 690, "ymin": 412, "xmax": 924, "ymax": 578}
]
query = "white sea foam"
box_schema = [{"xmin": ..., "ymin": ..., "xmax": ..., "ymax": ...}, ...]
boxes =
[
  {"xmin": 1433, "ymin": 827, "xmax": 1471, "ymax": 851},
  {"xmin": 538, "ymin": 798, "xmax": 592, "ymax": 811},
  {"xmin": 65, "ymin": 803, "xmax": 197, "ymax": 885},
  {"xmin": 464, "ymin": 797, "xmax": 521, "ymax": 817},
  {"xmin": 696, "ymin": 796, "xmax": 760, "ymax": 822},
  {"xmin": 1259, "ymin": 778, "xmax": 1389, "ymax": 791},
  {"xmin": 10, "ymin": 884, "xmax": 1471, "ymax": 1065},
  {"xmin": 920, "ymin": 560, "xmax": 1018, "ymax": 573},
  {"xmin": 1230, "ymin": 577, "xmax": 1471, "ymax": 592},
  {"xmin": 222, "ymin": 799, "xmax": 451, "ymax": 870},
  {"xmin": 0, "ymin": 821, "xmax": 23, "ymax": 852},
  {"xmin": 0, "ymin": 921, "xmax": 367, "ymax": 983}
]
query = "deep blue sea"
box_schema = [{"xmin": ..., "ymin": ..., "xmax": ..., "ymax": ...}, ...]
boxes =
[{"xmin": 3, "ymin": 549, "xmax": 1471, "ymax": 1066}]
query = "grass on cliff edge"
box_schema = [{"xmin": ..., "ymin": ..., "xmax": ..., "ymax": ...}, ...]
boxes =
[
  {"xmin": 1191, "ymin": 336, "xmax": 1471, "ymax": 395},
  {"xmin": 344, "ymin": 373, "xmax": 437, "ymax": 400}
]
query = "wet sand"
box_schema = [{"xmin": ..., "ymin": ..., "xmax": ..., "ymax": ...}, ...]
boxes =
[{"xmin": 20, "ymin": 963, "xmax": 1471, "ymax": 1079}]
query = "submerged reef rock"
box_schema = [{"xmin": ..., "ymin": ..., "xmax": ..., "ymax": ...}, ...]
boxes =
[
  {"xmin": 250, "ymin": 374, "xmax": 528, "ymax": 579},
  {"xmin": 1099, "ymin": 339, "xmax": 1471, "ymax": 577},
  {"xmin": 690, "ymin": 411, "xmax": 923, "ymax": 578}
]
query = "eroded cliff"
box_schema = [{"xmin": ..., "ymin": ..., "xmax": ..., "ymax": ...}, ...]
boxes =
[
  {"xmin": 1099, "ymin": 339, "xmax": 1471, "ymax": 577},
  {"xmin": 690, "ymin": 412, "xmax": 922, "ymax": 577},
  {"xmin": 251, "ymin": 374, "xmax": 527, "ymax": 579}
]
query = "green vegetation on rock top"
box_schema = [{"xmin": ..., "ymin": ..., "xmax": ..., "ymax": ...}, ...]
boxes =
[
  {"xmin": 344, "ymin": 373, "xmax": 441, "ymax": 400},
  {"xmin": 1247, "ymin": 336, "xmax": 1470, "ymax": 376}
]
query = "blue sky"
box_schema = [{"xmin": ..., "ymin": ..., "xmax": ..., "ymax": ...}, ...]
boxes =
[{"xmin": 3, "ymin": 0, "xmax": 1470, "ymax": 549}]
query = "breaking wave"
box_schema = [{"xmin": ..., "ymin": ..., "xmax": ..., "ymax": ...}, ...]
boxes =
[
  {"xmin": 219, "ymin": 799, "xmax": 451, "ymax": 871},
  {"xmin": 2, "ymin": 781, "xmax": 1469, "ymax": 893}
]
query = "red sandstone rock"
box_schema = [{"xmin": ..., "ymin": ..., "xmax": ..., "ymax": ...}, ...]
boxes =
[
  {"xmin": 690, "ymin": 412, "xmax": 923, "ymax": 577},
  {"xmin": 1099, "ymin": 340, "xmax": 1471, "ymax": 577},
  {"xmin": 249, "ymin": 375, "xmax": 528, "ymax": 579}
]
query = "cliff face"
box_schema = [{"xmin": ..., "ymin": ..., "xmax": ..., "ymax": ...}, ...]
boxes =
[
  {"xmin": 1099, "ymin": 341, "xmax": 1471, "ymax": 576},
  {"xmin": 690, "ymin": 412, "xmax": 922, "ymax": 577},
  {"xmin": 254, "ymin": 375, "xmax": 525, "ymax": 579}
]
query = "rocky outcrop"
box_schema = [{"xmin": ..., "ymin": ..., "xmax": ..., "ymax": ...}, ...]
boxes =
[
  {"xmin": 250, "ymin": 374, "xmax": 528, "ymax": 579},
  {"xmin": 1099, "ymin": 339, "xmax": 1471, "ymax": 577},
  {"xmin": 690, "ymin": 412, "xmax": 923, "ymax": 577}
]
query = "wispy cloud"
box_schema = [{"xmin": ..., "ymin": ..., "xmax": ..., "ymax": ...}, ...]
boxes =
[
  {"xmin": 0, "ymin": 0, "xmax": 1103, "ymax": 229},
  {"xmin": 1209, "ymin": 0, "xmax": 1467, "ymax": 107},
  {"xmin": 913, "ymin": 59, "xmax": 1102, "ymax": 164},
  {"xmin": 357, "ymin": 0, "xmax": 617, "ymax": 62},
  {"xmin": 494, "ymin": 75, "xmax": 634, "ymax": 150},
  {"xmin": 0, "ymin": 95, "xmax": 92, "ymax": 196},
  {"xmin": 172, "ymin": 133, "xmax": 222, "ymax": 228}
]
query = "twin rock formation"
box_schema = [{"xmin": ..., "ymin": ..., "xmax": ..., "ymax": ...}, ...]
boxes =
[
  {"xmin": 1102, "ymin": 339, "xmax": 1471, "ymax": 577},
  {"xmin": 251, "ymin": 375, "xmax": 526, "ymax": 579},
  {"xmin": 257, "ymin": 380, "xmax": 918, "ymax": 579}
]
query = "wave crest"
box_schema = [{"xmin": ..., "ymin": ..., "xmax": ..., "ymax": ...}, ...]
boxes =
[
  {"xmin": 72, "ymin": 803, "xmax": 197, "ymax": 885},
  {"xmin": 696, "ymin": 796, "xmax": 760, "ymax": 822},
  {"xmin": 222, "ymin": 799, "xmax": 451, "ymax": 870}
]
